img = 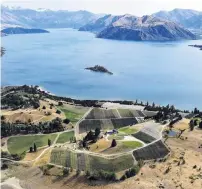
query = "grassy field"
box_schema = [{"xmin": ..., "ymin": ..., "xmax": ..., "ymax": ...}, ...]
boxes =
[
  {"xmin": 8, "ymin": 134, "xmax": 57, "ymax": 155},
  {"xmin": 122, "ymin": 141, "xmax": 143, "ymax": 148},
  {"xmin": 58, "ymin": 104, "xmax": 89, "ymax": 124},
  {"xmin": 174, "ymin": 118, "xmax": 190, "ymax": 130},
  {"xmin": 56, "ymin": 131, "xmax": 75, "ymax": 143},
  {"xmin": 108, "ymin": 133, "xmax": 125, "ymax": 140},
  {"xmin": 118, "ymin": 126, "xmax": 138, "ymax": 134}
]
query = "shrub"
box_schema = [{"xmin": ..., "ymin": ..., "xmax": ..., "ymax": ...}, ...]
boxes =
[
  {"xmin": 58, "ymin": 101, "xmax": 63, "ymax": 106},
  {"xmin": 63, "ymin": 168, "xmax": 69, "ymax": 176},
  {"xmin": 1, "ymin": 115, "xmax": 5, "ymax": 120},
  {"xmin": 56, "ymin": 110, "xmax": 61, "ymax": 114},
  {"xmin": 111, "ymin": 139, "xmax": 117, "ymax": 147},
  {"xmin": 63, "ymin": 118, "xmax": 70, "ymax": 124},
  {"xmin": 120, "ymin": 174, "xmax": 126, "ymax": 181}
]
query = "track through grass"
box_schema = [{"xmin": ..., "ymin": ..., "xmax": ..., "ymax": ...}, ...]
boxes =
[{"xmin": 56, "ymin": 131, "xmax": 75, "ymax": 143}]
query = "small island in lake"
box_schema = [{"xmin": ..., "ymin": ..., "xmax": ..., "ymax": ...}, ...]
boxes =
[
  {"xmin": 85, "ymin": 65, "xmax": 113, "ymax": 75},
  {"xmin": 189, "ymin": 44, "xmax": 202, "ymax": 50}
]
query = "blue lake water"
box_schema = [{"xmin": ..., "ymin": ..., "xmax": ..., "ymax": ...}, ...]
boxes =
[{"xmin": 1, "ymin": 28, "xmax": 202, "ymax": 110}]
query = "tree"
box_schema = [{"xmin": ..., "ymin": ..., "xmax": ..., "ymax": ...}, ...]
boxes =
[
  {"xmin": 63, "ymin": 168, "xmax": 69, "ymax": 176},
  {"xmin": 58, "ymin": 101, "xmax": 63, "ymax": 106},
  {"xmin": 189, "ymin": 120, "xmax": 195, "ymax": 131},
  {"xmin": 194, "ymin": 108, "xmax": 199, "ymax": 114},
  {"xmin": 29, "ymin": 146, "xmax": 33, "ymax": 153},
  {"xmin": 48, "ymin": 139, "xmax": 51, "ymax": 147},
  {"xmin": 111, "ymin": 139, "xmax": 117, "ymax": 147},
  {"xmin": 95, "ymin": 128, "xmax": 101, "ymax": 137},
  {"xmin": 63, "ymin": 118, "xmax": 70, "ymax": 124},
  {"xmin": 194, "ymin": 119, "xmax": 198, "ymax": 126},
  {"xmin": 1, "ymin": 115, "xmax": 5, "ymax": 120},
  {"xmin": 199, "ymin": 121, "xmax": 202, "ymax": 129},
  {"xmin": 56, "ymin": 110, "xmax": 61, "ymax": 114},
  {"xmin": 120, "ymin": 174, "xmax": 126, "ymax": 181},
  {"xmin": 34, "ymin": 143, "xmax": 37, "ymax": 152},
  {"xmin": 84, "ymin": 130, "xmax": 94, "ymax": 141}
]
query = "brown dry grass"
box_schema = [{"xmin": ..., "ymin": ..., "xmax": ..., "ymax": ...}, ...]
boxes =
[
  {"xmin": 174, "ymin": 118, "xmax": 190, "ymax": 130},
  {"xmin": 88, "ymin": 138, "xmax": 111, "ymax": 153},
  {"xmin": 33, "ymin": 148, "xmax": 52, "ymax": 166},
  {"xmin": 23, "ymin": 147, "xmax": 47, "ymax": 161},
  {"xmin": 2, "ymin": 100, "xmax": 65, "ymax": 124}
]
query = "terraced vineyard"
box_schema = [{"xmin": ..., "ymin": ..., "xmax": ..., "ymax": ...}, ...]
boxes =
[
  {"xmin": 133, "ymin": 140, "xmax": 170, "ymax": 161},
  {"xmin": 117, "ymin": 109, "xmax": 148, "ymax": 118},
  {"xmin": 50, "ymin": 148, "xmax": 77, "ymax": 169},
  {"xmin": 79, "ymin": 118, "xmax": 138, "ymax": 133},
  {"xmin": 88, "ymin": 154, "xmax": 134, "ymax": 172},
  {"xmin": 58, "ymin": 104, "xmax": 89, "ymax": 124},
  {"xmin": 132, "ymin": 131, "xmax": 156, "ymax": 143},
  {"xmin": 79, "ymin": 119, "xmax": 114, "ymax": 133},
  {"xmin": 85, "ymin": 108, "xmax": 120, "ymax": 119},
  {"xmin": 143, "ymin": 111, "xmax": 158, "ymax": 118},
  {"xmin": 111, "ymin": 118, "xmax": 138, "ymax": 129},
  {"xmin": 50, "ymin": 148, "xmax": 134, "ymax": 172}
]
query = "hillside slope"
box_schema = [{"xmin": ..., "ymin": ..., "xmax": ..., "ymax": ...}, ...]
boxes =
[{"xmin": 96, "ymin": 15, "xmax": 196, "ymax": 41}]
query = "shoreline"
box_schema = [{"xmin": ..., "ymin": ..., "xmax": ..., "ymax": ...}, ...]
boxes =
[{"xmin": 1, "ymin": 85, "xmax": 197, "ymax": 112}]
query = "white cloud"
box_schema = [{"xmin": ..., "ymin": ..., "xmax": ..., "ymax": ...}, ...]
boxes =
[{"xmin": 2, "ymin": 0, "xmax": 202, "ymax": 15}]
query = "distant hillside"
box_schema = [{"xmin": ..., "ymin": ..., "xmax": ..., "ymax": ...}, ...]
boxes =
[
  {"xmin": 96, "ymin": 15, "xmax": 196, "ymax": 41},
  {"xmin": 79, "ymin": 14, "xmax": 123, "ymax": 33},
  {"xmin": 153, "ymin": 8, "xmax": 202, "ymax": 29},
  {"xmin": 1, "ymin": 5, "xmax": 102, "ymax": 29},
  {"xmin": 1, "ymin": 27, "xmax": 49, "ymax": 35}
]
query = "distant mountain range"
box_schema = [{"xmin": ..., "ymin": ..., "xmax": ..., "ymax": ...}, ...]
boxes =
[
  {"xmin": 1, "ymin": 5, "xmax": 201, "ymax": 41},
  {"xmin": 153, "ymin": 8, "xmax": 202, "ymax": 29},
  {"xmin": 1, "ymin": 6, "xmax": 102, "ymax": 29}
]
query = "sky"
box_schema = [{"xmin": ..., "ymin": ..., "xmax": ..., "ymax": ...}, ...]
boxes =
[{"xmin": 2, "ymin": 0, "xmax": 202, "ymax": 16}]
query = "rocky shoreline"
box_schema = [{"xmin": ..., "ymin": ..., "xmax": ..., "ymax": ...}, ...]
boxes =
[{"xmin": 189, "ymin": 44, "xmax": 202, "ymax": 50}]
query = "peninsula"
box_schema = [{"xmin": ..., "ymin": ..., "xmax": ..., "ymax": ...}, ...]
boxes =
[{"xmin": 189, "ymin": 44, "xmax": 202, "ymax": 50}]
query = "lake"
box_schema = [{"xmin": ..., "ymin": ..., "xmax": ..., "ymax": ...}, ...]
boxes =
[{"xmin": 2, "ymin": 28, "xmax": 202, "ymax": 110}]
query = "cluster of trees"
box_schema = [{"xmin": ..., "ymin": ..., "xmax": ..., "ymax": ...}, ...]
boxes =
[
  {"xmin": 70, "ymin": 137, "xmax": 76, "ymax": 143},
  {"xmin": 82, "ymin": 128, "xmax": 101, "ymax": 148},
  {"xmin": 1, "ymin": 151, "xmax": 26, "ymax": 161},
  {"xmin": 86, "ymin": 170, "xmax": 116, "ymax": 181},
  {"xmin": 193, "ymin": 108, "xmax": 200, "ymax": 114},
  {"xmin": 189, "ymin": 118, "xmax": 202, "ymax": 131},
  {"xmin": 1, "ymin": 93, "xmax": 40, "ymax": 110},
  {"xmin": 1, "ymin": 117, "xmax": 64, "ymax": 137},
  {"xmin": 29, "ymin": 143, "xmax": 37, "ymax": 153},
  {"xmin": 169, "ymin": 116, "xmax": 183, "ymax": 127},
  {"xmin": 120, "ymin": 162, "xmax": 143, "ymax": 181}
]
